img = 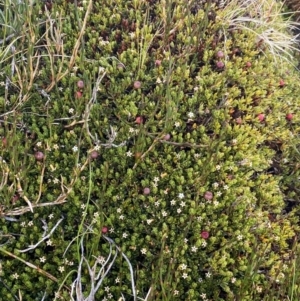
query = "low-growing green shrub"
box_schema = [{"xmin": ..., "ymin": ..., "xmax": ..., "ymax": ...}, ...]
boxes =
[{"xmin": 1, "ymin": 0, "xmax": 300, "ymax": 300}]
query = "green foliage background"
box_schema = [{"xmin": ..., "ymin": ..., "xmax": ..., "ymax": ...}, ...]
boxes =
[{"xmin": 1, "ymin": 0, "xmax": 300, "ymax": 300}]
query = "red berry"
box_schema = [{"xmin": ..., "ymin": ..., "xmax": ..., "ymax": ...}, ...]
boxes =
[
  {"xmin": 77, "ymin": 80, "xmax": 84, "ymax": 89},
  {"xmin": 76, "ymin": 91, "xmax": 83, "ymax": 98},
  {"xmin": 35, "ymin": 151, "xmax": 44, "ymax": 161},
  {"xmin": 133, "ymin": 81, "xmax": 141, "ymax": 89},
  {"xmin": 246, "ymin": 61, "xmax": 251, "ymax": 67},
  {"xmin": 204, "ymin": 191, "xmax": 213, "ymax": 200},
  {"xmin": 216, "ymin": 50, "xmax": 224, "ymax": 58},
  {"xmin": 135, "ymin": 116, "xmax": 144, "ymax": 124},
  {"xmin": 163, "ymin": 134, "xmax": 171, "ymax": 140},
  {"xmin": 258, "ymin": 113, "xmax": 265, "ymax": 122},
  {"xmin": 102, "ymin": 226, "xmax": 108, "ymax": 234},
  {"xmin": 201, "ymin": 231, "xmax": 209, "ymax": 239},
  {"xmin": 216, "ymin": 61, "xmax": 225, "ymax": 69},
  {"xmin": 2, "ymin": 137, "xmax": 7, "ymax": 147},
  {"xmin": 286, "ymin": 113, "xmax": 293, "ymax": 121},
  {"xmin": 235, "ymin": 117, "xmax": 242, "ymax": 125},
  {"xmin": 143, "ymin": 187, "xmax": 151, "ymax": 195},
  {"xmin": 279, "ymin": 79, "xmax": 285, "ymax": 87},
  {"xmin": 155, "ymin": 60, "xmax": 161, "ymax": 66},
  {"xmin": 90, "ymin": 150, "xmax": 99, "ymax": 159}
]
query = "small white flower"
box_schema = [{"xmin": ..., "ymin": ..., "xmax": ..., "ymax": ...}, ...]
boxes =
[
  {"xmin": 72, "ymin": 146, "xmax": 78, "ymax": 152},
  {"xmin": 213, "ymin": 201, "xmax": 219, "ymax": 207},
  {"xmin": 80, "ymin": 204, "xmax": 86, "ymax": 210},
  {"xmin": 223, "ymin": 185, "xmax": 229, "ymax": 190},
  {"xmin": 40, "ymin": 256, "xmax": 46, "ymax": 263},
  {"xmin": 28, "ymin": 221, "xmax": 33, "ymax": 227},
  {"xmin": 122, "ymin": 232, "xmax": 128, "ymax": 238},
  {"xmin": 69, "ymin": 108, "xmax": 74, "ymax": 114},
  {"xmin": 174, "ymin": 121, "xmax": 180, "ymax": 128},
  {"xmin": 184, "ymin": 238, "xmax": 188, "ymax": 243},
  {"xmin": 115, "ymin": 277, "xmax": 120, "ymax": 283},
  {"xmin": 206, "ymin": 272, "xmax": 211, "ymax": 278},
  {"xmin": 170, "ymin": 199, "xmax": 176, "ymax": 205},
  {"xmin": 187, "ymin": 112, "xmax": 195, "ymax": 118},
  {"xmin": 59, "ymin": 266, "xmax": 65, "ymax": 273},
  {"xmin": 237, "ymin": 234, "xmax": 243, "ymax": 241},
  {"xmin": 98, "ymin": 256, "xmax": 105, "ymax": 264},
  {"xmin": 94, "ymin": 145, "xmax": 100, "ymax": 151},
  {"xmin": 178, "ymin": 193, "xmax": 184, "ymax": 199},
  {"xmin": 141, "ymin": 248, "xmax": 147, "ymax": 254},
  {"xmin": 155, "ymin": 201, "xmax": 160, "ymax": 207},
  {"xmin": 194, "ymin": 86, "xmax": 199, "ymax": 91},
  {"xmin": 182, "ymin": 273, "xmax": 188, "ymax": 279},
  {"xmin": 53, "ymin": 144, "xmax": 59, "ymax": 150},
  {"xmin": 21, "ymin": 221, "xmax": 26, "ymax": 227},
  {"xmin": 107, "ymin": 293, "xmax": 113, "ymax": 299},
  {"xmin": 231, "ymin": 277, "xmax": 236, "ymax": 283},
  {"xmin": 198, "ymin": 277, "xmax": 203, "ymax": 283},
  {"xmin": 174, "ymin": 290, "xmax": 179, "ymax": 296},
  {"xmin": 200, "ymin": 293, "xmax": 206, "ymax": 299},
  {"xmin": 191, "ymin": 246, "xmax": 198, "ymax": 252},
  {"xmin": 232, "ymin": 139, "xmax": 237, "ymax": 144},
  {"xmin": 12, "ymin": 273, "xmax": 19, "ymax": 279},
  {"xmin": 109, "ymin": 227, "xmax": 114, "ymax": 233},
  {"xmin": 36, "ymin": 141, "xmax": 42, "ymax": 147},
  {"xmin": 73, "ymin": 66, "xmax": 79, "ymax": 72},
  {"xmin": 105, "ymin": 286, "xmax": 110, "ymax": 292},
  {"xmin": 46, "ymin": 239, "xmax": 53, "ymax": 246},
  {"xmin": 126, "ymin": 151, "xmax": 132, "ymax": 157},
  {"xmin": 180, "ymin": 201, "xmax": 186, "ymax": 207},
  {"xmin": 194, "ymin": 153, "xmax": 200, "ymax": 158},
  {"xmin": 156, "ymin": 77, "xmax": 162, "ymax": 84},
  {"xmin": 180, "ymin": 264, "xmax": 187, "ymax": 270},
  {"xmin": 216, "ymin": 191, "xmax": 222, "ymax": 197},
  {"xmin": 147, "ymin": 219, "xmax": 153, "ymax": 225},
  {"xmin": 177, "ymin": 208, "xmax": 182, "ymax": 213},
  {"xmin": 129, "ymin": 127, "xmax": 135, "ymax": 133},
  {"xmin": 117, "ymin": 208, "xmax": 122, "ymax": 213},
  {"xmin": 129, "ymin": 32, "xmax": 135, "ymax": 39},
  {"xmin": 153, "ymin": 176, "xmax": 159, "ymax": 182},
  {"xmin": 119, "ymin": 215, "xmax": 124, "ymax": 220},
  {"xmin": 216, "ymin": 165, "xmax": 221, "ymax": 170},
  {"xmin": 202, "ymin": 241, "xmax": 207, "ymax": 247},
  {"xmin": 162, "ymin": 211, "xmax": 167, "ymax": 217},
  {"xmin": 53, "ymin": 178, "xmax": 59, "ymax": 184},
  {"xmin": 213, "ymin": 182, "xmax": 219, "ymax": 188}
]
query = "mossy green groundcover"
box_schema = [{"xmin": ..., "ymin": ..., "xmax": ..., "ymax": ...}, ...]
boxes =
[{"xmin": 1, "ymin": 0, "xmax": 300, "ymax": 300}]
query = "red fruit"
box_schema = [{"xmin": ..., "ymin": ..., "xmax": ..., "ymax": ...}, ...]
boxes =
[
  {"xmin": 35, "ymin": 151, "xmax": 44, "ymax": 161},
  {"xmin": 11, "ymin": 194, "xmax": 20, "ymax": 204},
  {"xmin": 258, "ymin": 113, "xmax": 265, "ymax": 122},
  {"xmin": 75, "ymin": 91, "xmax": 83, "ymax": 98},
  {"xmin": 286, "ymin": 113, "xmax": 293, "ymax": 121},
  {"xmin": 155, "ymin": 60, "xmax": 161, "ymax": 66},
  {"xmin": 279, "ymin": 79, "xmax": 285, "ymax": 87},
  {"xmin": 143, "ymin": 187, "xmax": 151, "ymax": 195},
  {"xmin": 90, "ymin": 150, "xmax": 99, "ymax": 159},
  {"xmin": 235, "ymin": 117, "xmax": 242, "ymax": 125},
  {"xmin": 246, "ymin": 61, "xmax": 251, "ymax": 67},
  {"xmin": 77, "ymin": 80, "xmax": 84, "ymax": 89},
  {"xmin": 201, "ymin": 231, "xmax": 209, "ymax": 239},
  {"xmin": 216, "ymin": 50, "xmax": 224, "ymax": 58},
  {"xmin": 204, "ymin": 191, "xmax": 213, "ymax": 200},
  {"xmin": 135, "ymin": 116, "xmax": 144, "ymax": 124},
  {"xmin": 163, "ymin": 134, "xmax": 171, "ymax": 140},
  {"xmin": 133, "ymin": 81, "xmax": 141, "ymax": 89},
  {"xmin": 216, "ymin": 61, "xmax": 225, "ymax": 69},
  {"xmin": 102, "ymin": 226, "xmax": 108, "ymax": 234}
]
